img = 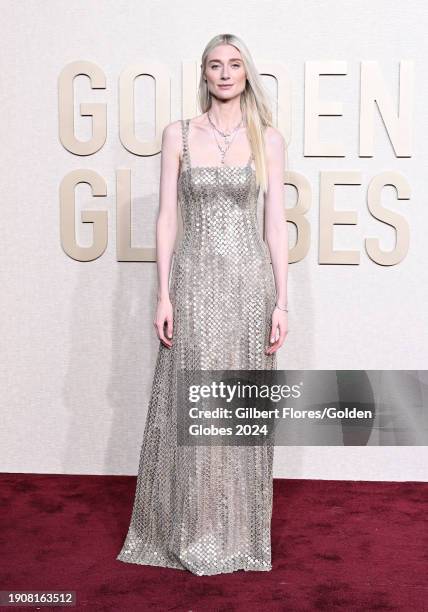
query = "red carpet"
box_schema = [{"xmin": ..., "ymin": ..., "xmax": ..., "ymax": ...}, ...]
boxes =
[{"xmin": 0, "ymin": 473, "xmax": 427, "ymax": 611}]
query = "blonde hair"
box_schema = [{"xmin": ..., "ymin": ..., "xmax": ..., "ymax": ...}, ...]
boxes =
[{"xmin": 198, "ymin": 33, "xmax": 274, "ymax": 195}]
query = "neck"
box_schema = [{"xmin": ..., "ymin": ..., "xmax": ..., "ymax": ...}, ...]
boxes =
[{"xmin": 206, "ymin": 99, "xmax": 245, "ymax": 131}]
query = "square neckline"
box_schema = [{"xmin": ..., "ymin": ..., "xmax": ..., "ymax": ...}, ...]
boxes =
[{"xmin": 180, "ymin": 118, "xmax": 254, "ymax": 176}]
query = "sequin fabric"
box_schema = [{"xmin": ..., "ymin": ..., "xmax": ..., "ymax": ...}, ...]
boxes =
[{"xmin": 116, "ymin": 118, "xmax": 277, "ymax": 576}]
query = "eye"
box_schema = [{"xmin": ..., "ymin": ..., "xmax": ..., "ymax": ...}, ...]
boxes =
[{"xmin": 210, "ymin": 63, "xmax": 241, "ymax": 69}]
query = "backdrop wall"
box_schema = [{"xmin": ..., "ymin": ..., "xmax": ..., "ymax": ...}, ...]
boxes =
[{"xmin": 1, "ymin": 0, "xmax": 427, "ymax": 480}]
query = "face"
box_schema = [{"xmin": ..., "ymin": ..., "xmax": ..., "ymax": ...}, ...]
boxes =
[{"xmin": 203, "ymin": 44, "xmax": 247, "ymax": 99}]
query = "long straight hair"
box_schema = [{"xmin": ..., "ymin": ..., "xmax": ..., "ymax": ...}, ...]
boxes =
[{"xmin": 198, "ymin": 33, "xmax": 274, "ymax": 194}]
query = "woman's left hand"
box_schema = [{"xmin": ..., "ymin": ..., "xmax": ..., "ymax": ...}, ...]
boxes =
[{"xmin": 265, "ymin": 307, "xmax": 288, "ymax": 355}]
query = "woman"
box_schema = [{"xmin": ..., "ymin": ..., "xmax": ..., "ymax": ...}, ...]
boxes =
[{"xmin": 117, "ymin": 33, "xmax": 289, "ymax": 576}]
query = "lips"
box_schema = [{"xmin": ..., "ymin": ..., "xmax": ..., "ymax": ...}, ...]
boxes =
[{"xmin": 218, "ymin": 84, "xmax": 233, "ymax": 88}]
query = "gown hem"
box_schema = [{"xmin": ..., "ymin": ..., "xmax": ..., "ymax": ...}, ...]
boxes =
[{"xmin": 116, "ymin": 551, "xmax": 272, "ymax": 576}]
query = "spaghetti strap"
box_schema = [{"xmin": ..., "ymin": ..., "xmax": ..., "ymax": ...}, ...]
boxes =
[{"xmin": 180, "ymin": 118, "xmax": 191, "ymax": 170}]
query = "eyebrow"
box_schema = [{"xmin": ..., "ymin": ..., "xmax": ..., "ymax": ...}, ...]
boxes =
[{"xmin": 208, "ymin": 58, "xmax": 242, "ymax": 63}]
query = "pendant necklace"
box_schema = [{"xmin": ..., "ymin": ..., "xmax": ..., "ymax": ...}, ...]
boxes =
[{"xmin": 207, "ymin": 112, "xmax": 244, "ymax": 165}]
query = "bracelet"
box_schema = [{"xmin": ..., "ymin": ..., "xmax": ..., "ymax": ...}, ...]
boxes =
[{"xmin": 275, "ymin": 302, "xmax": 288, "ymax": 312}]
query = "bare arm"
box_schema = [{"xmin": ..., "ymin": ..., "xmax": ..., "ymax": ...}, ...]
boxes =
[
  {"xmin": 153, "ymin": 120, "xmax": 181, "ymax": 347},
  {"xmin": 156, "ymin": 121, "xmax": 181, "ymax": 300},
  {"xmin": 263, "ymin": 126, "xmax": 289, "ymax": 354}
]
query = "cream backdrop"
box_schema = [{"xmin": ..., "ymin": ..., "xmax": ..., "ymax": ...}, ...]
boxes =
[{"xmin": 1, "ymin": 0, "xmax": 427, "ymax": 480}]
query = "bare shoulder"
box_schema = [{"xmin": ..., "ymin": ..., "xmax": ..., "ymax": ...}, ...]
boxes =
[
  {"xmin": 162, "ymin": 119, "xmax": 183, "ymax": 143},
  {"xmin": 264, "ymin": 125, "xmax": 285, "ymax": 149},
  {"xmin": 264, "ymin": 125, "xmax": 286, "ymax": 163},
  {"xmin": 160, "ymin": 120, "xmax": 184, "ymax": 159}
]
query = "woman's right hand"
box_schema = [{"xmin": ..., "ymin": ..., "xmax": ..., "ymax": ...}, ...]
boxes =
[{"xmin": 153, "ymin": 296, "xmax": 174, "ymax": 348}]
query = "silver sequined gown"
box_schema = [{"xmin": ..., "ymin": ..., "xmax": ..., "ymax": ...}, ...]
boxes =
[{"xmin": 117, "ymin": 118, "xmax": 277, "ymax": 576}]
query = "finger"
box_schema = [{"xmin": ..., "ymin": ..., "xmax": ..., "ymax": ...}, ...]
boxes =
[
  {"xmin": 157, "ymin": 321, "xmax": 173, "ymax": 348},
  {"xmin": 266, "ymin": 329, "xmax": 278, "ymax": 354},
  {"xmin": 165, "ymin": 316, "xmax": 174, "ymax": 340},
  {"xmin": 266, "ymin": 327, "xmax": 289, "ymax": 354},
  {"xmin": 266, "ymin": 338, "xmax": 281, "ymax": 354},
  {"xmin": 269, "ymin": 323, "xmax": 278, "ymax": 344},
  {"xmin": 265, "ymin": 341, "xmax": 277, "ymax": 355}
]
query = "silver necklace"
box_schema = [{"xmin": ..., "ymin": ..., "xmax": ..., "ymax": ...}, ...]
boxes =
[{"xmin": 207, "ymin": 112, "xmax": 243, "ymax": 165}]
